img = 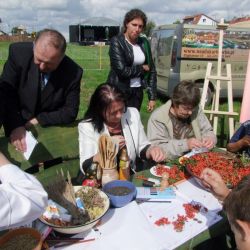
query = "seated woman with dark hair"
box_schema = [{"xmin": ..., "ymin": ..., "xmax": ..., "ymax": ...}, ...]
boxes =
[
  {"xmin": 78, "ymin": 83, "xmax": 165, "ymax": 175},
  {"xmin": 147, "ymin": 80, "xmax": 217, "ymax": 160}
]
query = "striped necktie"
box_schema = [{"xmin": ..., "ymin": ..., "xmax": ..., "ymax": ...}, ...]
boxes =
[{"xmin": 40, "ymin": 73, "xmax": 46, "ymax": 91}]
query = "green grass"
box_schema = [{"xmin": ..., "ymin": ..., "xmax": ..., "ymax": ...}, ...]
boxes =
[{"xmin": 0, "ymin": 42, "xmax": 242, "ymax": 147}]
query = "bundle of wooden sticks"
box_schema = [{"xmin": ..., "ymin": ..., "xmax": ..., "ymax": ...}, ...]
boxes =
[{"xmin": 98, "ymin": 134, "xmax": 119, "ymax": 169}]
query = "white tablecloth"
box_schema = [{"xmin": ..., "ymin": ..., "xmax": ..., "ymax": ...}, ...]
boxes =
[
  {"xmin": 53, "ymin": 201, "xmax": 162, "ymax": 250},
  {"xmin": 50, "ymin": 178, "xmax": 223, "ymax": 250}
]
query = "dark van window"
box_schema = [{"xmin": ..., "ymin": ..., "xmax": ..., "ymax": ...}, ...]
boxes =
[{"xmin": 157, "ymin": 30, "xmax": 175, "ymax": 57}]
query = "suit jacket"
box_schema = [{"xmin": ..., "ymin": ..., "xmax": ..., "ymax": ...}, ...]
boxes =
[
  {"xmin": 0, "ymin": 42, "xmax": 83, "ymax": 136},
  {"xmin": 78, "ymin": 107, "xmax": 150, "ymax": 171}
]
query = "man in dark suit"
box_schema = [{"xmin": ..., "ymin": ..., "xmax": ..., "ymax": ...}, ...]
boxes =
[{"xmin": 0, "ymin": 29, "xmax": 83, "ymax": 152}]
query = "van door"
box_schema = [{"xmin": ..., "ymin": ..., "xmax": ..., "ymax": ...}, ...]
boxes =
[{"xmin": 153, "ymin": 29, "xmax": 175, "ymax": 94}]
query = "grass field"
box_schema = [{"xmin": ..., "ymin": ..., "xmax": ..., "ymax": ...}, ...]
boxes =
[{"xmin": 0, "ymin": 42, "xmax": 242, "ymax": 147}]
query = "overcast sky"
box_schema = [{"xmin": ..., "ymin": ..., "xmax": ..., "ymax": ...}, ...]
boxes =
[{"xmin": 0, "ymin": 0, "xmax": 249, "ymax": 41}]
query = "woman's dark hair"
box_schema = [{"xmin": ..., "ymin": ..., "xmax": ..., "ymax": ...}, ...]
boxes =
[
  {"xmin": 84, "ymin": 84, "xmax": 126, "ymax": 132},
  {"xmin": 123, "ymin": 8, "xmax": 147, "ymax": 33},
  {"xmin": 171, "ymin": 80, "xmax": 201, "ymax": 108}
]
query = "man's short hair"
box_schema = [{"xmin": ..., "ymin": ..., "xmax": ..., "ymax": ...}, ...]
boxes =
[
  {"xmin": 223, "ymin": 185, "xmax": 250, "ymax": 238},
  {"xmin": 35, "ymin": 29, "xmax": 66, "ymax": 54}
]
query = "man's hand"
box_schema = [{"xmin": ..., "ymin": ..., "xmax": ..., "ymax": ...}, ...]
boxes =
[
  {"xmin": 25, "ymin": 118, "xmax": 39, "ymax": 129},
  {"xmin": 187, "ymin": 138, "xmax": 203, "ymax": 150},
  {"xmin": 200, "ymin": 168, "xmax": 230, "ymax": 201},
  {"xmin": 10, "ymin": 126, "xmax": 27, "ymax": 152},
  {"xmin": 146, "ymin": 145, "xmax": 166, "ymax": 162},
  {"xmin": 147, "ymin": 100, "xmax": 156, "ymax": 112}
]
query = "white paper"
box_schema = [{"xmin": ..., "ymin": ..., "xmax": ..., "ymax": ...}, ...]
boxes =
[
  {"xmin": 176, "ymin": 177, "xmax": 222, "ymax": 212},
  {"xmin": 23, "ymin": 131, "xmax": 38, "ymax": 160},
  {"xmin": 138, "ymin": 191, "xmax": 222, "ymax": 250},
  {"xmin": 183, "ymin": 147, "xmax": 209, "ymax": 158}
]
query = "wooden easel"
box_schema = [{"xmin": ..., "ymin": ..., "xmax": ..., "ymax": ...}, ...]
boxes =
[
  {"xmin": 200, "ymin": 19, "xmax": 238, "ymax": 139},
  {"xmin": 200, "ymin": 62, "xmax": 238, "ymax": 139}
]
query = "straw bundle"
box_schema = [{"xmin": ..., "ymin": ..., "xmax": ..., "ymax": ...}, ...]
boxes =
[{"xmin": 45, "ymin": 170, "xmax": 90, "ymax": 225}]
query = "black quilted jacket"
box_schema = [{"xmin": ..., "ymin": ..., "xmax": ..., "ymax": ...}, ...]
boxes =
[{"xmin": 106, "ymin": 33, "xmax": 157, "ymax": 101}]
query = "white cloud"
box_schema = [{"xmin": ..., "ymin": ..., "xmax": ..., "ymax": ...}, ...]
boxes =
[
  {"xmin": 19, "ymin": 0, "xmax": 69, "ymax": 9},
  {"xmin": 0, "ymin": 0, "xmax": 22, "ymax": 9},
  {"xmin": 0, "ymin": 0, "xmax": 250, "ymax": 41}
]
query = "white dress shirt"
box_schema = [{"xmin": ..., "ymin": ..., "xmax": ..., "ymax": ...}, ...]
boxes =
[{"xmin": 0, "ymin": 164, "xmax": 48, "ymax": 230}]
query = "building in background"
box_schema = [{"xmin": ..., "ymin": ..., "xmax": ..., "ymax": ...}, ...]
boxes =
[
  {"xmin": 229, "ymin": 16, "xmax": 250, "ymax": 28},
  {"xmin": 183, "ymin": 14, "xmax": 218, "ymax": 26},
  {"xmin": 69, "ymin": 17, "xmax": 120, "ymax": 45}
]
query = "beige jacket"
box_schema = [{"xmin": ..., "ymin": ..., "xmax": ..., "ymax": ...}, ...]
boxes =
[{"xmin": 147, "ymin": 100, "xmax": 217, "ymax": 159}]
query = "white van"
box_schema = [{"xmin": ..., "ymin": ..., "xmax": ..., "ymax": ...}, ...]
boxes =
[{"xmin": 151, "ymin": 23, "xmax": 250, "ymax": 101}]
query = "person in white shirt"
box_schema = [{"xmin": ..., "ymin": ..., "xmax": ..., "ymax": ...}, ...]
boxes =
[
  {"xmin": 0, "ymin": 152, "xmax": 48, "ymax": 230},
  {"xmin": 78, "ymin": 83, "xmax": 165, "ymax": 175}
]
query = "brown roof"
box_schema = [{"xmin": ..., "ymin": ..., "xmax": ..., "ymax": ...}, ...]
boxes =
[
  {"xmin": 230, "ymin": 16, "xmax": 250, "ymax": 24},
  {"xmin": 183, "ymin": 13, "xmax": 217, "ymax": 24}
]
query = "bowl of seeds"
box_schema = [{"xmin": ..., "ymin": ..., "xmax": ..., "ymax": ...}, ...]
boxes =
[
  {"xmin": 103, "ymin": 180, "xmax": 136, "ymax": 208},
  {"xmin": 0, "ymin": 227, "xmax": 43, "ymax": 250}
]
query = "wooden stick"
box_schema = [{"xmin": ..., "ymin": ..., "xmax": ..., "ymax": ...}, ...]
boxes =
[{"xmin": 47, "ymin": 238, "xmax": 95, "ymax": 243}]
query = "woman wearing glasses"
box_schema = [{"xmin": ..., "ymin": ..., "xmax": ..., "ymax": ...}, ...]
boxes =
[{"xmin": 147, "ymin": 80, "xmax": 217, "ymax": 160}]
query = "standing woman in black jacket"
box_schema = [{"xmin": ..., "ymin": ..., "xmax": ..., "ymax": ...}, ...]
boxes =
[{"xmin": 107, "ymin": 8, "xmax": 157, "ymax": 112}]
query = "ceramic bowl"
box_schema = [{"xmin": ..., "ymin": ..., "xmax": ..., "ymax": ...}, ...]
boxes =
[
  {"xmin": 103, "ymin": 180, "xmax": 136, "ymax": 208},
  {"xmin": 0, "ymin": 228, "xmax": 43, "ymax": 250},
  {"xmin": 40, "ymin": 186, "xmax": 110, "ymax": 234}
]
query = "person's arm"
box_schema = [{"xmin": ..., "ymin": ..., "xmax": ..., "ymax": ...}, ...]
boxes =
[
  {"xmin": 109, "ymin": 36, "xmax": 144, "ymax": 79},
  {"xmin": 227, "ymin": 135, "xmax": 250, "ymax": 153},
  {"xmin": 142, "ymin": 37, "xmax": 157, "ymax": 108},
  {"xmin": 197, "ymin": 109, "xmax": 217, "ymax": 147},
  {"xmin": 125, "ymin": 108, "xmax": 165, "ymax": 163},
  {"xmin": 0, "ymin": 44, "xmax": 26, "ymax": 135},
  {"xmin": 78, "ymin": 122, "xmax": 100, "ymax": 173},
  {"xmin": 200, "ymin": 168, "xmax": 230, "ymax": 201},
  {"xmin": 147, "ymin": 115, "xmax": 189, "ymax": 159},
  {"xmin": 130, "ymin": 108, "xmax": 151, "ymax": 156},
  {"xmin": 227, "ymin": 124, "xmax": 250, "ymax": 153},
  {"xmin": 0, "ymin": 152, "xmax": 48, "ymax": 230},
  {"xmin": 145, "ymin": 145, "xmax": 166, "ymax": 163},
  {"xmin": 36, "ymin": 67, "xmax": 83, "ymax": 126},
  {"xmin": 0, "ymin": 44, "xmax": 28, "ymax": 151}
]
